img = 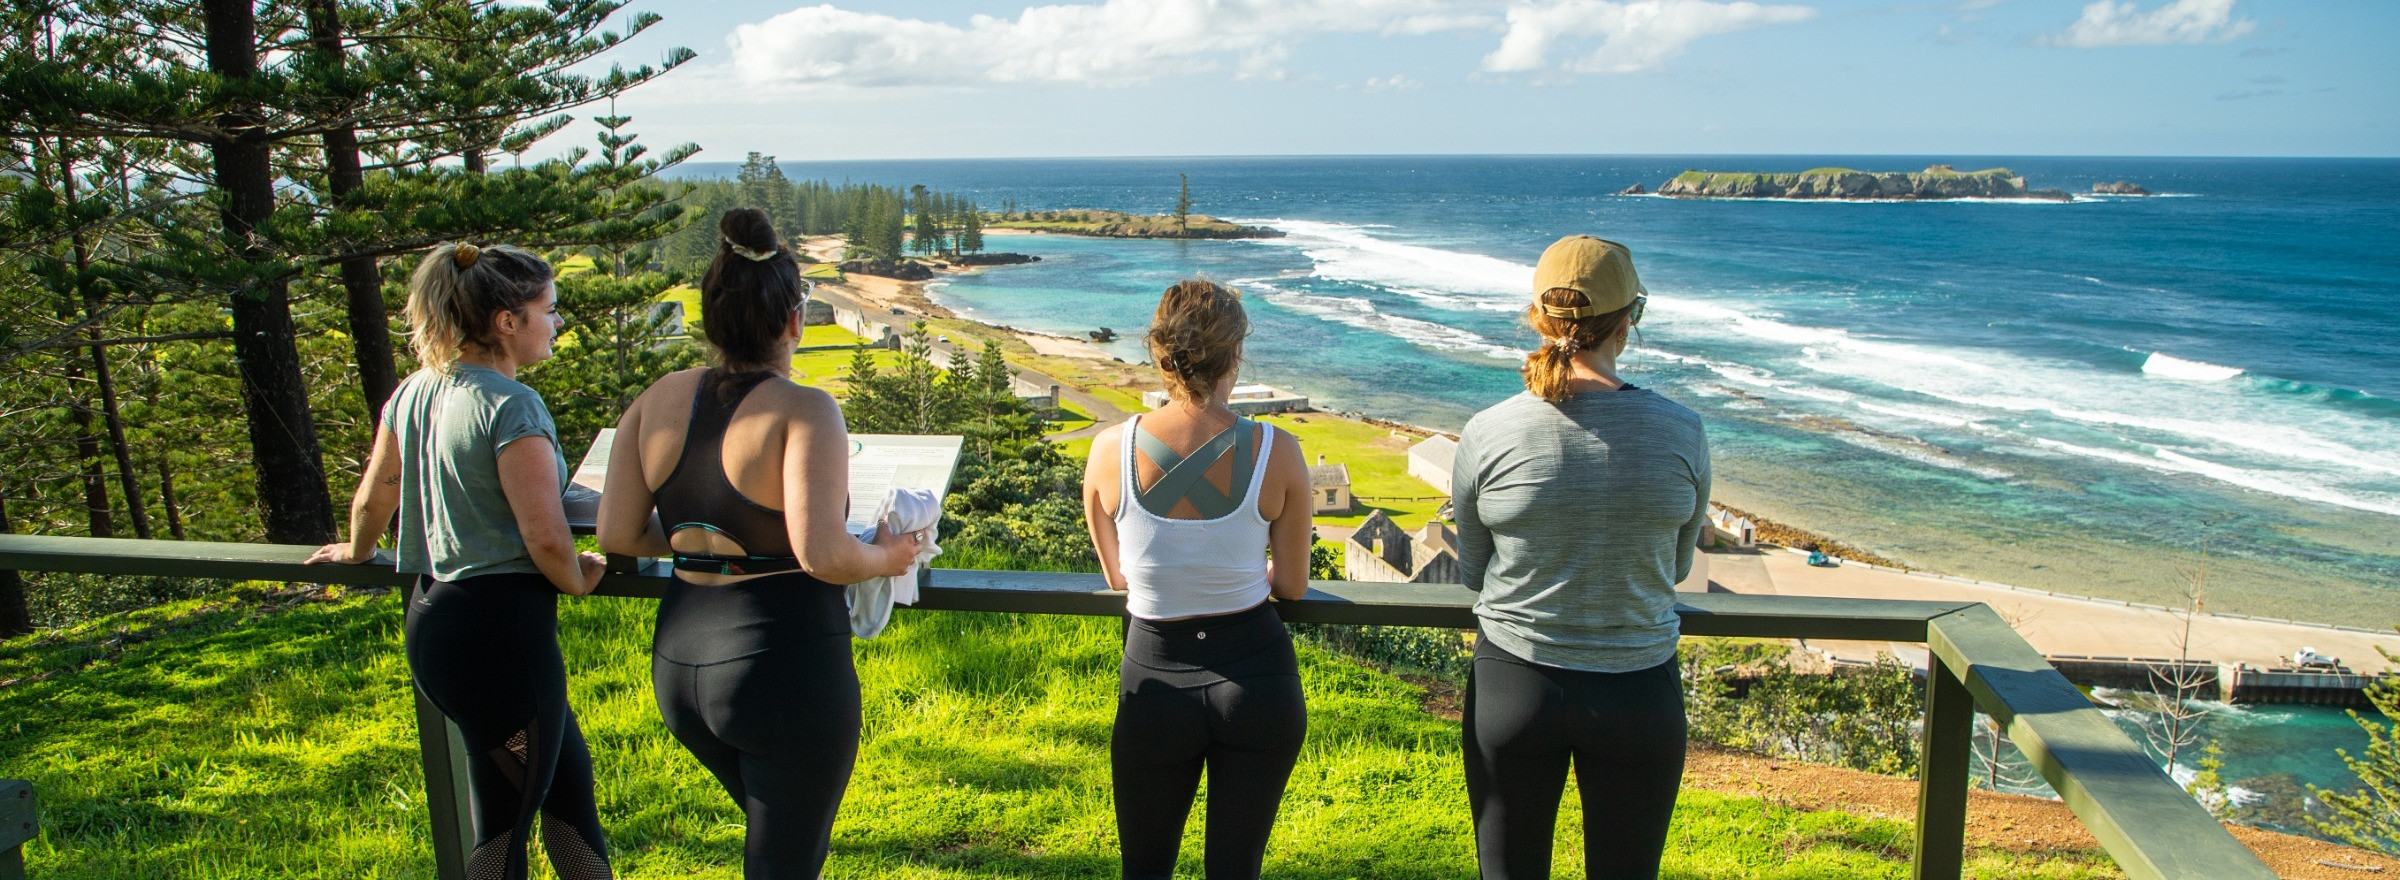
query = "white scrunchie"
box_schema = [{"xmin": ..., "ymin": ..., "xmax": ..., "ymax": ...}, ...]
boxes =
[{"xmin": 722, "ymin": 234, "xmax": 780, "ymax": 262}]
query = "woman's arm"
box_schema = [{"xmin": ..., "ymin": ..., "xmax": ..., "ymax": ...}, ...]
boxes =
[
  {"xmin": 308, "ymin": 425, "xmax": 403, "ymax": 564},
  {"xmin": 783, "ymin": 387, "xmax": 916, "ymax": 584},
  {"xmin": 596, "ymin": 396, "xmax": 670, "ymax": 558},
  {"xmin": 1262, "ymin": 427, "xmax": 1313, "ymax": 601},
  {"xmin": 1082, "ymin": 425, "xmax": 1128, "ymax": 591},
  {"xmin": 497, "ymin": 436, "xmax": 604, "ymax": 595}
]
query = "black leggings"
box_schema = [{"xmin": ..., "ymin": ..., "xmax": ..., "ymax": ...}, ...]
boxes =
[
  {"xmin": 1463, "ymin": 637, "xmax": 1685, "ymax": 880},
  {"xmin": 405, "ymin": 573, "xmax": 612, "ymax": 880},
  {"xmin": 653, "ymin": 631, "xmax": 861, "ymax": 878},
  {"xmin": 1114, "ymin": 602, "xmax": 1308, "ymax": 880}
]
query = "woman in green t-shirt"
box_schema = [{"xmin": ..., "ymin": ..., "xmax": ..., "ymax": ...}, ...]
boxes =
[{"xmin": 311, "ymin": 242, "xmax": 614, "ymax": 880}]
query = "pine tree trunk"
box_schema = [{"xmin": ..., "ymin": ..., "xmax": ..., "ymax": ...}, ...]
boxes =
[
  {"xmin": 69, "ymin": 371, "xmax": 114, "ymax": 538},
  {"xmin": 60, "ymin": 147, "xmax": 153, "ymax": 539},
  {"xmin": 305, "ymin": 0, "xmax": 399, "ymax": 426},
  {"xmin": 0, "ymin": 486, "xmax": 28, "ymax": 637},
  {"xmin": 208, "ymin": 0, "xmax": 336, "ymax": 544},
  {"xmin": 157, "ymin": 457, "xmax": 186, "ymax": 541},
  {"xmin": 88, "ymin": 344, "xmax": 151, "ymax": 538}
]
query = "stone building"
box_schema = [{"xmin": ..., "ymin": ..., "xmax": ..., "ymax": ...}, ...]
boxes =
[{"xmin": 1343, "ymin": 509, "xmax": 1461, "ymax": 584}]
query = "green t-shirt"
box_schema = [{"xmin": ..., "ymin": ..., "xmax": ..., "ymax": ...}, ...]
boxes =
[{"xmin": 382, "ymin": 364, "xmax": 569, "ymax": 582}]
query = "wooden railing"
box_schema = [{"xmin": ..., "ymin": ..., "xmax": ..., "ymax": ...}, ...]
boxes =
[{"xmin": 0, "ymin": 535, "xmax": 2276, "ymax": 879}]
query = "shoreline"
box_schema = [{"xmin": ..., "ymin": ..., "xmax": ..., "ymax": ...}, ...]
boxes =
[{"xmin": 805, "ymin": 233, "xmax": 2393, "ymax": 632}]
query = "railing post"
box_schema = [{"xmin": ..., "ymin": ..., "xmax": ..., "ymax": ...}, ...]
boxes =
[
  {"xmin": 413, "ymin": 686, "xmax": 475, "ymax": 879},
  {"xmin": 0, "ymin": 779, "xmax": 35, "ymax": 880},
  {"xmin": 1915, "ymin": 653, "xmax": 1974, "ymax": 880}
]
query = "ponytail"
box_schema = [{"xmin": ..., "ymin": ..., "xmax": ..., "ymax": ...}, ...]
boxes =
[
  {"xmin": 406, "ymin": 242, "xmax": 553, "ymax": 374},
  {"xmin": 1520, "ymin": 287, "xmax": 1635, "ymax": 403}
]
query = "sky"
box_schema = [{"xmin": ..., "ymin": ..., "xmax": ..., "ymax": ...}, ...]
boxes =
[{"xmin": 550, "ymin": 0, "xmax": 2398, "ymax": 161}]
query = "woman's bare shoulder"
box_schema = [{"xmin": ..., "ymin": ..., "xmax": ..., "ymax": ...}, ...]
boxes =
[
  {"xmin": 636, "ymin": 367, "xmax": 708, "ymax": 409},
  {"xmin": 750, "ymin": 375, "xmax": 839, "ymax": 418}
]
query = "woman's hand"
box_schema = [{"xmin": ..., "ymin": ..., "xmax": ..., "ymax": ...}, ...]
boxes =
[
  {"xmin": 558, "ymin": 551, "xmax": 608, "ymax": 596},
  {"xmin": 306, "ymin": 543, "xmax": 373, "ymax": 565},
  {"xmin": 869, "ymin": 527, "xmax": 922, "ymax": 579}
]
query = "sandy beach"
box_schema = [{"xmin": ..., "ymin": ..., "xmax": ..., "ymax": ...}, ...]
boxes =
[{"xmin": 1704, "ymin": 546, "xmax": 2400, "ymax": 675}]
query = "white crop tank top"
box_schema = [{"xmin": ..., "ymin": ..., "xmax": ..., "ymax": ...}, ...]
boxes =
[{"xmin": 1115, "ymin": 414, "xmax": 1276, "ymax": 621}]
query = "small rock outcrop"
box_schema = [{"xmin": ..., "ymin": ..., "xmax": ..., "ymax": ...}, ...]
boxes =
[
  {"xmin": 950, "ymin": 252, "xmax": 1040, "ymax": 266},
  {"xmin": 1656, "ymin": 165, "xmax": 2071, "ymax": 202},
  {"xmin": 1088, "ymin": 327, "xmax": 1117, "ymax": 342},
  {"xmin": 2092, "ymin": 181, "xmax": 2152, "ymax": 196},
  {"xmin": 838, "ymin": 258, "xmax": 935, "ymax": 281},
  {"xmin": 1616, "ymin": 183, "xmax": 1647, "ymax": 195}
]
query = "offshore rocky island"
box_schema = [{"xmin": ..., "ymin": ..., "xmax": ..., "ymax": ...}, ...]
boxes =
[{"xmin": 1653, "ymin": 164, "xmax": 2074, "ymax": 201}]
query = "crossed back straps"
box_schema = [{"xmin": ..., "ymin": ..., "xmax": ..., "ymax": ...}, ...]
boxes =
[{"xmin": 1131, "ymin": 418, "xmax": 1258, "ymax": 520}]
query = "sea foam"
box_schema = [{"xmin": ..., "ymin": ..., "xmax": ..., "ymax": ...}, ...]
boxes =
[{"xmin": 2142, "ymin": 352, "xmax": 2245, "ymax": 382}]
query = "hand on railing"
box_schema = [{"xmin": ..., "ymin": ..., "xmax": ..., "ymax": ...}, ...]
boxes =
[
  {"xmin": 306, "ymin": 543, "xmax": 376, "ymax": 565},
  {"xmin": 559, "ymin": 552, "xmax": 608, "ymax": 596}
]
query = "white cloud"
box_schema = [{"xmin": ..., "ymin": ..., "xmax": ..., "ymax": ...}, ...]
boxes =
[
  {"xmin": 727, "ymin": 0, "xmax": 1490, "ymax": 88},
  {"xmin": 1364, "ymin": 74, "xmax": 1425, "ymax": 91},
  {"xmin": 1481, "ymin": 1, "xmax": 1817, "ymax": 75},
  {"xmin": 2045, "ymin": 0, "xmax": 2254, "ymax": 48}
]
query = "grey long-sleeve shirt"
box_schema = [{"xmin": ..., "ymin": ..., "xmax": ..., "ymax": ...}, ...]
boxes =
[{"xmin": 1451, "ymin": 388, "xmax": 1711, "ymax": 673}]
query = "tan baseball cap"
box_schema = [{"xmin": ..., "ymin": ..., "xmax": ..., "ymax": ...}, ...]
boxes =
[{"xmin": 1531, "ymin": 235, "xmax": 1645, "ymax": 318}]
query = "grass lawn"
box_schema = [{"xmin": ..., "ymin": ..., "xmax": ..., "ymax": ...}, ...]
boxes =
[
  {"xmin": 1255, "ymin": 414, "xmax": 1447, "ymax": 531},
  {"xmin": 1045, "ymin": 399, "xmax": 1096, "ymax": 439},
  {"xmin": 794, "ymin": 346, "xmax": 906, "ymax": 397},
  {"xmin": 0, "ymin": 580, "xmax": 2118, "ymax": 879}
]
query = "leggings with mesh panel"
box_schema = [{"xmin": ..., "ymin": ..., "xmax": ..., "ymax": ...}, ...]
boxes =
[
  {"xmin": 406, "ymin": 573, "xmax": 612, "ymax": 880},
  {"xmin": 1113, "ymin": 602, "xmax": 1308, "ymax": 880},
  {"xmin": 1463, "ymin": 636, "xmax": 1684, "ymax": 880}
]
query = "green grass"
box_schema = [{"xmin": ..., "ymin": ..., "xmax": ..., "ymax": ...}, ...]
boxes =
[
  {"xmin": 801, "ymin": 324, "xmax": 868, "ymax": 348},
  {"xmin": 1254, "ymin": 414, "xmax": 1447, "ymax": 531},
  {"xmin": 793, "ymin": 346, "xmax": 906, "ymax": 397},
  {"xmin": 0, "ymin": 580, "xmax": 2122, "ymax": 879},
  {"xmin": 1045, "ymin": 399, "xmax": 1096, "ymax": 438}
]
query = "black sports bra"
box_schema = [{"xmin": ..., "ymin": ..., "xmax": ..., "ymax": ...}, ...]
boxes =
[{"xmin": 654, "ymin": 370, "xmax": 800, "ymax": 576}]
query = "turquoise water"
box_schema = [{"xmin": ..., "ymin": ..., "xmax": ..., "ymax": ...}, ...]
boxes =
[{"xmin": 1983, "ymin": 695, "xmax": 2379, "ymax": 839}]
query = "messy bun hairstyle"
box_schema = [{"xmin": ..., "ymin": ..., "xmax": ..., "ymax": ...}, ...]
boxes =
[
  {"xmin": 1146, "ymin": 279, "xmax": 1248, "ymax": 403},
  {"xmin": 405, "ymin": 242, "xmax": 554, "ymax": 374},
  {"xmin": 1521, "ymin": 288, "xmax": 1638, "ymax": 403},
  {"xmin": 699, "ymin": 207, "xmax": 805, "ymax": 372}
]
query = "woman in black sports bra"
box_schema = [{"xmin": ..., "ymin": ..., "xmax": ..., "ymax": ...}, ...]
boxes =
[{"xmin": 598, "ymin": 208, "xmax": 920, "ymax": 877}]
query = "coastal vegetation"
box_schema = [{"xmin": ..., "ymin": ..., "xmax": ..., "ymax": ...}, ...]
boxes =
[{"xmin": 652, "ymin": 154, "xmax": 993, "ymax": 274}]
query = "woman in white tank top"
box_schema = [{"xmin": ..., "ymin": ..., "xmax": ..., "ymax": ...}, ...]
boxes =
[{"xmin": 1081, "ymin": 279, "xmax": 1315, "ymax": 880}]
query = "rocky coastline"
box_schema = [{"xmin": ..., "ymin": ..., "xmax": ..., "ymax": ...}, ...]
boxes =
[
  {"xmin": 986, "ymin": 209, "xmax": 1283, "ymax": 240},
  {"xmin": 1655, "ymin": 165, "xmax": 2071, "ymax": 202}
]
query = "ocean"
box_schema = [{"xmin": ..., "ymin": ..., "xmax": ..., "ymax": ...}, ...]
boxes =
[{"xmin": 672, "ymin": 155, "xmax": 2397, "ymax": 833}]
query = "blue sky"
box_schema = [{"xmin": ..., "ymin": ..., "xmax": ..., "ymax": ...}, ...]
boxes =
[{"xmin": 562, "ymin": 0, "xmax": 2397, "ymax": 160}]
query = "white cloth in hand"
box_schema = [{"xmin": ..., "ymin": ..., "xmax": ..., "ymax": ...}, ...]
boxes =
[{"xmin": 847, "ymin": 487, "xmax": 943, "ymax": 638}]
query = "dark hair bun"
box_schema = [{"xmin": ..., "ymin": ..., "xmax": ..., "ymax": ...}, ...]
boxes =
[
  {"xmin": 700, "ymin": 207, "xmax": 804, "ymax": 372},
  {"xmin": 720, "ymin": 207, "xmax": 778, "ymax": 255}
]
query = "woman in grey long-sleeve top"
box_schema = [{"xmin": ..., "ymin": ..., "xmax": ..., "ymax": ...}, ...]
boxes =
[{"xmin": 1452, "ymin": 235, "xmax": 1710, "ymax": 880}]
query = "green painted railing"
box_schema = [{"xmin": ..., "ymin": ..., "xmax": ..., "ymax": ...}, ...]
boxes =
[{"xmin": 0, "ymin": 535, "xmax": 2274, "ymax": 879}]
